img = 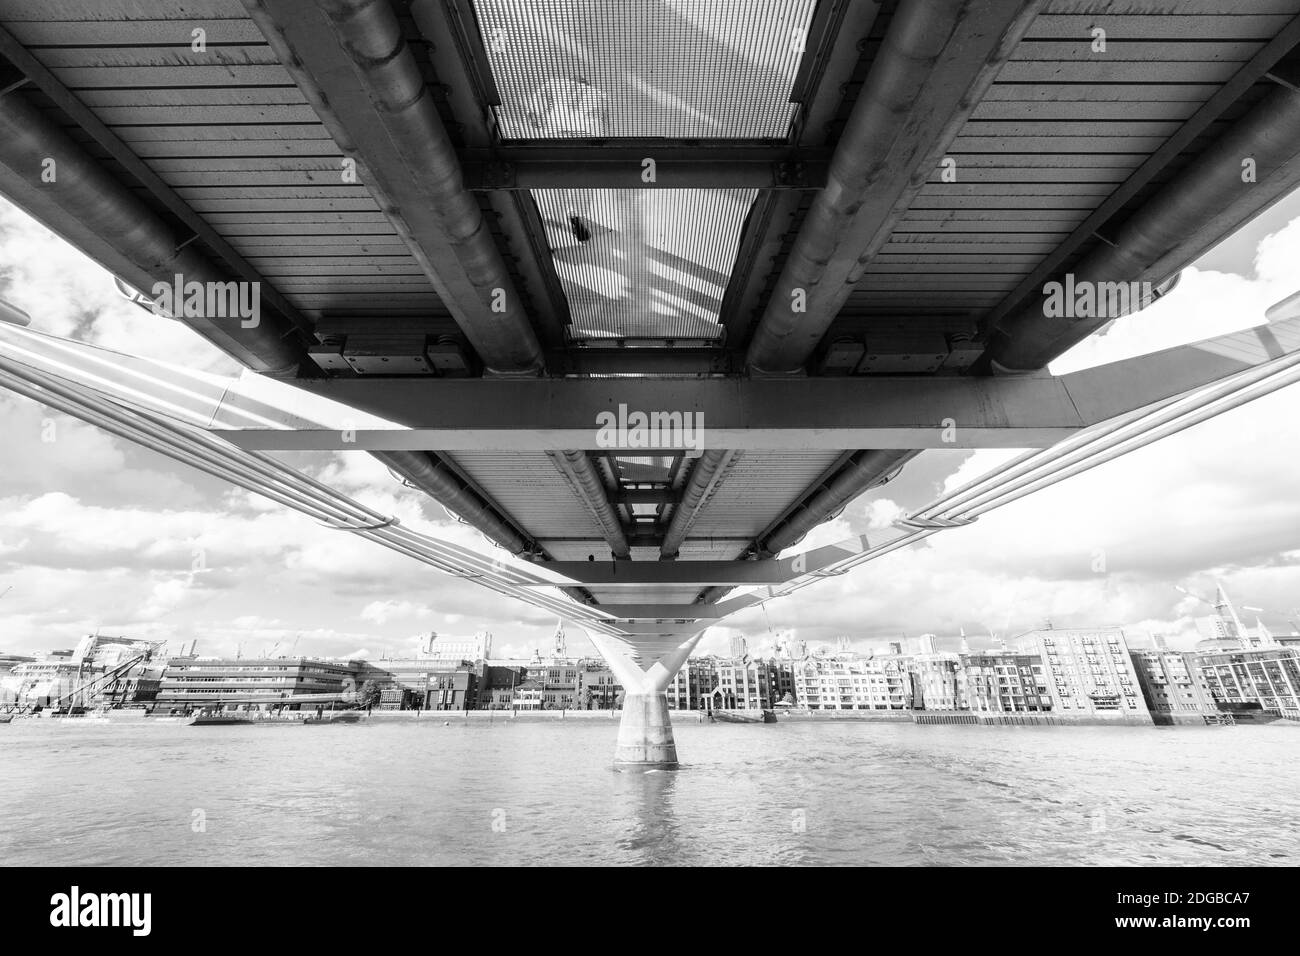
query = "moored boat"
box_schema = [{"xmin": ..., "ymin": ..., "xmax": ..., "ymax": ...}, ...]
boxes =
[
  {"xmin": 303, "ymin": 712, "xmax": 362, "ymax": 724},
  {"xmin": 188, "ymin": 713, "xmax": 255, "ymax": 726}
]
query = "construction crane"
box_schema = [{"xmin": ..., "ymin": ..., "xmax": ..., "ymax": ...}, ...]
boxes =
[
  {"xmin": 1175, "ymin": 581, "xmax": 1258, "ymax": 647},
  {"xmin": 51, "ymin": 641, "xmax": 165, "ymax": 712}
]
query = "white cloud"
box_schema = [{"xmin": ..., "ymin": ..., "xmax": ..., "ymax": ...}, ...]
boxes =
[{"xmin": 359, "ymin": 600, "xmax": 430, "ymax": 626}]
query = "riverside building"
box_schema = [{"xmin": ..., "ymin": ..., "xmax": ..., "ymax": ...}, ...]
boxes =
[
  {"xmin": 156, "ymin": 656, "xmax": 357, "ymax": 711},
  {"xmin": 2, "ymin": 636, "xmax": 163, "ymax": 710},
  {"xmin": 910, "ymin": 653, "xmax": 967, "ymax": 710},
  {"xmin": 962, "ymin": 651, "xmax": 1050, "ymax": 714},
  {"xmin": 1194, "ymin": 646, "xmax": 1300, "ymax": 719},
  {"xmin": 666, "ymin": 656, "xmax": 714, "ymax": 710},
  {"xmin": 794, "ymin": 654, "xmax": 912, "ymax": 711},
  {"xmin": 1025, "ymin": 628, "xmax": 1150, "ymax": 722},
  {"xmin": 1129, "ymin": 649, "xmax": 1217, "ymax": 724},
  {"xmin": 711, "ymin": 658, "xmax": 778, "ymax": 710}
]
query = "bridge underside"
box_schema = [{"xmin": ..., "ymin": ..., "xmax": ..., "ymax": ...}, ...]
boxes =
[{"xmin": 3, "ymin": 0, "xmax": 1300, "ymax": 765}]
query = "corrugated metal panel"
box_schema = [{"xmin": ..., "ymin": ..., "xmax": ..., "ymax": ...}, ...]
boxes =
[
  {"xmin": 449, "ymin": 451, "xmax": 609, "ymax": 543},
  {"xmin": 534, "ymin": 187, "xmax": 755, "ymax": 340},
  {"xmin": 5, "ymin": 0, "xmax": 445, "ymax": 322},
  {"xmin": 472, "ymin": 0, "xmax": 816, "ymax": 138},
  {"xmin": 823, "ymin": 8, "xmax": 1294, "ymax": 368},
  {"xmin": 587, "ymin": 587, "xmax": 708, "ymax": 606},
  {"xmin": 685, "ymin": 451, "xmax": 843, "ymax": 543}
]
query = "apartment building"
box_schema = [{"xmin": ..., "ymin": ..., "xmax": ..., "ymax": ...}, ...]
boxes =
[{"xmin": 1025, "ymin": 628, "xmax": 1150, "ymax": 723}]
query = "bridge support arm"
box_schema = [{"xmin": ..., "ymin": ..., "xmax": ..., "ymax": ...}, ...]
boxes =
[{"xmin": 586, "ymin": 628, "xmax": 707, "ymax": 770}]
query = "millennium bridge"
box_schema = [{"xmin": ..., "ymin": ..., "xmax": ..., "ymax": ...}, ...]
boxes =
[{"xmin": 1, "ymin": 0, "xmax": 1300, "ymax": 765}]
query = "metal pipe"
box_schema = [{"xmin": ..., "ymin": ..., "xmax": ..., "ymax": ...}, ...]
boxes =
[
  {"xmin": 0, "ymin": 362, "xmax": 614, "ymax": 627},
  {"xmin": 696, "ymin": 586, "xmax": 732, "ymax": 605},
  {"xmin": 760, "ymin": 449, "xmax": 918, "ymax": 555},
  {"xmin": 0, "ymin": 89, "xmax": 307, "ymax": 376},
  {"xmin": 955, "ymin": 363, "xmax": 1300, "ymax": 518},
  {"xmin": 929, "ymin": 355, "xmax": 1300, "ymax": 520},
  {"xmin": 772, "ymin": 354, "xmax": 1300, "ymax": 599},
  {"xmin": 375, "ymin": 450, "xmax": 531, "ymax": 556},
  {"xmin": 244, "ymin": 0, "xmax": 544, "ymax": 375},
  {"xmin": 983, "ymin": 84, "xmax": 1300, "ymax": 372},
  {"xmin": 660, "ymin": 450, "xmax": 731, "ymax": 559},
  {"xmin": 745, "ymin": 0, "xmax": 1038, "ymax": 373},
  {"xmin": 554, "ymin": 451, "xmax": 631, "ymax": 559}
]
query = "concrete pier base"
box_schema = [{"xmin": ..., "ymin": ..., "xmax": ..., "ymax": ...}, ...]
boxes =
[{"xmin": 614, "ymin": 694, "xmax": 678, "ymax": 770}]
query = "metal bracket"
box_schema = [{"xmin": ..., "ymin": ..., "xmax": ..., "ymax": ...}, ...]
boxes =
[
  {"xmin": 772, "ymin": 161, "xmax": 812, "ymax": 189},
  {"xmin": 474, "ymin": 161, "xmax": 516, "ymax": 190},
  {"xmin": 892, "ymin": 515, "xmax": 976, "ymax": 531},
  {"xmin": 316, "ymin": 516, "xmax": 400, "ymax": 532}
]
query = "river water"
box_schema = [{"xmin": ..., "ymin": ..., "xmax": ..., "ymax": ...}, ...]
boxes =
[{"xmin": 2, "ymin": 719, "xmax": 1297, "ymax": 866}]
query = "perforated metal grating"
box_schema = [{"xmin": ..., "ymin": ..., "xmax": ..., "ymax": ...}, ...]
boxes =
[
  {"xmin": 472, "ymin": 0, "xmax": 816, "ymax": 139},
  {"xmin": 534, "ymin": 187, "xmax": 756, "ymax": 340}
]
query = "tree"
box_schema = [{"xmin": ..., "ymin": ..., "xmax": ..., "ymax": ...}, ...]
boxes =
[{"xmin": 356, "ymin": 679, "xmax": 382, "ymax": 709}]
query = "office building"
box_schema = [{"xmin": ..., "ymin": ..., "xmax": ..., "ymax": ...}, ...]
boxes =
[{"xmin": 156, "ymin": 656, "xmax": 357, "ymax": 711}]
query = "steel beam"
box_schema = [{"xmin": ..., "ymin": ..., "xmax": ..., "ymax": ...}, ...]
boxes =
[
  {"xmin": 979, "ymin": 15, "xmax": 1300, "ymax": 372},
  {"xmin": 744, "ymin": 0, "xmax": 1045, "ymax": 374},
  {"xmin": 242, "ymin": 0, "xmax": 545, "ymax": 375},
  {"xmin": 788, "ymin": 0, "xmax": 884, "ymax": 143},
  {"xmin": 539, "ymin": 561, "xmax": 788, "ymax": 587},
  {"xmin": 461, "ymin": 149, "xmax": 830, "ymax": 191},
  {"xmin": 983, "ymin": 82, "xmax": 1300, "ymax": 373},
  {"xmin": 758, "ymin": 449, "xmax": 916, "ymax": 555},
  {"xmin": 6, "ymin": 315, "xmax": 1299, "ymax": 453},
  {"xmin": 409, "ymin": 0, "xmax": 570, "ymax": 349},
  {"xmin": 660, "ymin": 451, "xmax": 736, "ymax": 559},
  {"xmin": 0, "ymin": 27, "xmax": 316, "ymax": 348},
  {"xmin": 374, "ymin": 450, "xmax": 533, "ymax": 556},
  {"xmin": 527, "ymin": 531, "xmax": 876, "ymax": 587},
  {"xmin": 593, "ymin": 604, "xmax": 731, "ymax": 620},
  {"xmin": 0, "ymin": 84, "xmax": 309, "ymax": 376},
  {"xmin": 237, "ymin": 375, "xmax": 1086, "ymax": 450},
  {"xmin": 723, "ymin": 0, "xmax": 882, "ymax": 345},
  {"xmin": 549, "ymin": 451, "xmax": 631, "ymax": 560}
]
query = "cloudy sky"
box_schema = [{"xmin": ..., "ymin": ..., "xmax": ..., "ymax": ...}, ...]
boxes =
[{"xmin": 2, "ymin": 188, "xmax": 1299, "ymax": 661}]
